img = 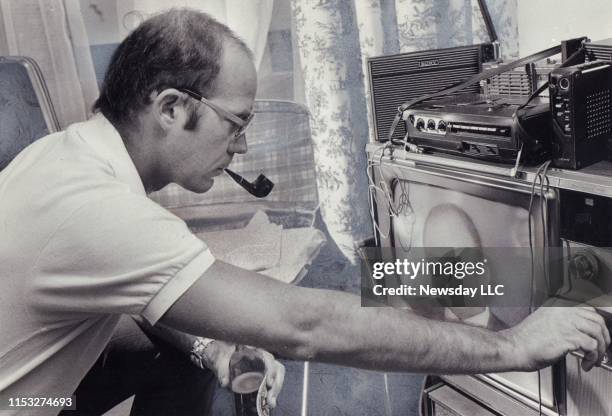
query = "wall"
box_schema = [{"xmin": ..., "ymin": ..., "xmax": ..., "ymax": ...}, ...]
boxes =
[{"xmin": 517, "ymin": 0, "xmax": 612, "ymax": 56}]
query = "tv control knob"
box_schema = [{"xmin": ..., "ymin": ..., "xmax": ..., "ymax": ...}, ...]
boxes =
[
  {"xmin": 416, "ymin": 118, "xmax": 425, "ymax": 130},
  {"xmin": 568, "ymin": 250, "xmax": 599, "ymax": 282}
]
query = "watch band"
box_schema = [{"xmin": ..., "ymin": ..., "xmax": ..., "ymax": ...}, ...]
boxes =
[{"xmin": 190, "ymin": 337, "xmax": 215, "ymax": 370}]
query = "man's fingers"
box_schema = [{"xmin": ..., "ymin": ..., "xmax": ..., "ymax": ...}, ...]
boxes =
[
  {"xmin": 576, "ymin": 333, "xmax": 600, "ymax": 371},
  {"xmin": 576, "ymin": 308, "xmax": 611, "ymax": 347},
  {"xmin": 258, "ymin": 349, "xmax": 285, "ymax": 408},
  {"xmin": 581, "ymin": 348, "xmax": 598, "ymax": 371},
  {"xmin": 574, "ymin": 315, "xmax": 608, "ymax": 366},
  {"xmin": 266, "ymin": 362, "xmax": 285, "ymax": 408}
]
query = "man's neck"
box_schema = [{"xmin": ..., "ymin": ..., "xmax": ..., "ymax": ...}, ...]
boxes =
[{"xmin": 115, "ymin": 121, "xmax": 169, "ymax": 193}]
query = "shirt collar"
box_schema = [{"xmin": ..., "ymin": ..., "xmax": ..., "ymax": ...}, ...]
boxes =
[{"xmin": 72, "ymin": 113, "xmax": 146, "ymax": 195}]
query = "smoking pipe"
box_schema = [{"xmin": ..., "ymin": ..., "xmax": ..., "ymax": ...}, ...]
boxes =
[{"xmin": 224, "ymin": 168, "xmax": 274, "ymax": 198}]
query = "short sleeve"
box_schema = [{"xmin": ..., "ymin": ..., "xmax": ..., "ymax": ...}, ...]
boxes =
[{"xmin": 30, "ymin": 193, "xmax": 215, "ymax": 324}]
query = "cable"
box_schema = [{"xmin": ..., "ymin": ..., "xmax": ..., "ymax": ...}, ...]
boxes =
[
  {"xmin": 528, "ymin": 160, "xmax": 551, "ymax": 311},
  {"xmin": 537, "ymin": 369, "xmax": 543, "ymax": 416},
  {"xmin": 367, "ymin": 143, "xmax": 416, "ymax": 251},
  {"xmin": 526, "ymin": 159, "xmax": 552, "ymax": 416}
]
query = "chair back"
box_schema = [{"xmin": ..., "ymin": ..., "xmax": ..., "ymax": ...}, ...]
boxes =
[{"xmin": 0, "ymin": 56, "xmax": 59, "ymax": 170}]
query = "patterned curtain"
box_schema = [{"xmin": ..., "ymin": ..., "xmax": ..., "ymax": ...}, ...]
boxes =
[
  {"xmin": 292, "ymin": 0, "xmax": 372, "ymax": 263},
  {"xmin": 291, "ymin": 0, "xmax": 518, "ymax": 263}
]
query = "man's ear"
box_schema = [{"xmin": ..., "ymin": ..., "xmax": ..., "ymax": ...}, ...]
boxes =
[{"xmin": 151, "ymin": 89, "xmax": 188, "ymax": 131}]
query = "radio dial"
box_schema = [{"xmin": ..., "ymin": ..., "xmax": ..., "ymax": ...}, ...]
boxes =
[{"xmin": 559, "ymin": 78, "xmax": 570, "ymax": 90}]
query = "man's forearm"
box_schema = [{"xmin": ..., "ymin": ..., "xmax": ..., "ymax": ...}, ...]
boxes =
[{"xmin": 287, "ymin": 289, "xmax": 517, "ymax": 374}]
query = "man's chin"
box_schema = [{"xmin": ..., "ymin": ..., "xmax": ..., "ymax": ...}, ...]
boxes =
[{"xmin": 184, "ymin": 177, "xmax": 215, "ymax": 194}]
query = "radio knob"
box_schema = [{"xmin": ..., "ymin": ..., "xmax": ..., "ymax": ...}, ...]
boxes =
[
  {"xmin": 416, "ymin": 118, "xmax": 425, "ymax": 130},
  {"xmin": 437, "ymin": 120, "xmax": 447, "ymax": 132},
  {"xmin": 427, "ymin": 119, "xmax": 436, "ymax": 130},
  {"xmin": 559, "ymin": 78, "xmax": 570, "ymax": 90}
]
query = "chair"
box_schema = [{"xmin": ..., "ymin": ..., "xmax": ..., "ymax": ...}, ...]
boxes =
[{"xmin": 0, "ymin": 56, "xmax": 59, "ymax": 170}]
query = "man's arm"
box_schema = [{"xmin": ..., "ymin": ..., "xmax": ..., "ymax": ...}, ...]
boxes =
[{"xmin": 161, "ymin": 260, "xmax": 610, "ymax": 374}]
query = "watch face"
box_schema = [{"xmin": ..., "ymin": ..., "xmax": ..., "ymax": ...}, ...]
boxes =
[{"xmin": 256, "ymin": 378, "xmax": 270, "ymax": 416}]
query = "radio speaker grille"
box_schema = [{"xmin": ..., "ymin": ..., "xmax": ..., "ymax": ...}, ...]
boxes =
[
  {"xmin": 368, "ymin": 44, "xmax": 494, "ymax": 142},
  {"xmin": 586, "ymin": 89, "xmax": 612, "ymax": 139}
]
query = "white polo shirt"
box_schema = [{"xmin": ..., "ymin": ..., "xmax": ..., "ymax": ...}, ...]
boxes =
[{"xmin": 0, "ymin": 114, "xmax": 215, "ymax": 415}]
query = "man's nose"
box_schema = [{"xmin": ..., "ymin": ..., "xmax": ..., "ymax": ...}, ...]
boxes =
[{"xmin": 229, "ymin": 134, "xmax": 248, "ymax": 154}]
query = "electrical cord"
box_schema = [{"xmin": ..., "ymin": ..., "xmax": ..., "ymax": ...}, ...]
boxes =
[
  {"xmin": 526, "ymin": 159, "xmax": 552, "ymax": 416},
  {"xmin": 367, "ymin": 143, "xmax": 415, "ymax": 251}
]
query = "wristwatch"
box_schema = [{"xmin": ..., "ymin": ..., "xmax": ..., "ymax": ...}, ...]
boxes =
[{"xmin": 190, "ymin": 337, "xmax": 215, "ymax": 370}]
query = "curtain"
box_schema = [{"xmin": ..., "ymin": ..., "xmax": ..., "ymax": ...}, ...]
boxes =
[
  {"xmin": 292, "ymin": 0, "xmax": 373, "ymax": 263},
  {"xmin": 0, "ymin": 0, "xmax": 98, "ymax": 128},
  {"xmin": 291, "ymin": 0, "xmax": 518, "ymax": 263}
]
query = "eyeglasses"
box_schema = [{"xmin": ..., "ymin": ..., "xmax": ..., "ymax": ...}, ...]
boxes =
[{"xmin": 179, "ymin": 88, "xmax": 254, "ymax": 139}]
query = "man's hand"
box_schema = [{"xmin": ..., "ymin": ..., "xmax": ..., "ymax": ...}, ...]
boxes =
[
  {"xmin": 505, "ymin": 306, "xmax": 611, "ymax": 371},
  {"xmin": 259, "ymin": 348, "xmax": 286, "ymax": 408},
  {"xmin": 205, "ymin": 341, "xmax": 286, "ymax": 408}
]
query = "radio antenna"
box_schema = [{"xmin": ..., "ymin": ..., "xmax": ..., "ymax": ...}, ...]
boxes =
[{"xmin": 476, "ymin": 0, "xmax": 498, "ymax": 43}]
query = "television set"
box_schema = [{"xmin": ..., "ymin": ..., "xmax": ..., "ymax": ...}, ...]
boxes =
[{"xmin": 367, "ymin": 148, "xmax": 564, "ymax": 414}]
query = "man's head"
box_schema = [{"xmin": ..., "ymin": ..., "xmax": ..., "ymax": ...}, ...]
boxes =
[{"xmin": 94, "ymin": 9, "xmax": 257, "ymax": 193}]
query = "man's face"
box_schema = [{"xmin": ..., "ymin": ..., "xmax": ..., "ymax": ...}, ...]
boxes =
[{"xmin": 165, "ymin": 42, "xmax": 257, "ymax": 193}]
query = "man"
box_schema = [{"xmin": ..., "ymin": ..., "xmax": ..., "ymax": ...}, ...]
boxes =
[{"xmin": 0, "ymin": 8, "xmax": 609, "ymax": 416}]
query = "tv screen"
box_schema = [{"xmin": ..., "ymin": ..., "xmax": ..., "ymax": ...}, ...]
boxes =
[{"xmin": 385, "ymin": 169, "xmax": 560, "ymax": 408}]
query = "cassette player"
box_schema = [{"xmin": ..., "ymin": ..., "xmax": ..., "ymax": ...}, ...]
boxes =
[{"xmin": 403, "ymin": 93, "xmax": 552, "ymax": 164}]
